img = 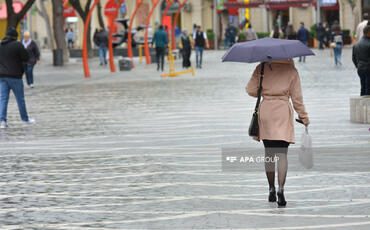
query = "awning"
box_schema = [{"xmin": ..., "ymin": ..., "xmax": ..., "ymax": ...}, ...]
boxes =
[
  {"xmin": 0, "ymin": 1, "xmax": 24, "ymax": 19},
  {"xmin": 224, "ymin": 0, "xmax": 314, "ymax": 9}
]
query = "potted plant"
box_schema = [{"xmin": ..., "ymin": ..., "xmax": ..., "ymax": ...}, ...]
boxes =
[
  {"xmin": 342, "ymin": 29, "xmax": 352, "ymax": 45},
  {"xmin": 206, "ymin": 29, "xmax": 215, "ymax": 49},
  {"xmin": 308, "ymin": 24, "xmax": 317, "ymax": 48},
  {"xmin": 238, "ymin": 31, "xmax": 246, "ymax": 42},
  {"xmin": 256, "ymin": 32, "xmax": 270, "ymax": 39}
]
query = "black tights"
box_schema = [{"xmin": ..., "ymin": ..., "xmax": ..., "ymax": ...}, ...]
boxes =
[{"xmin": 263, "ymin": 140, "xmax": 289, "ymax": 190}]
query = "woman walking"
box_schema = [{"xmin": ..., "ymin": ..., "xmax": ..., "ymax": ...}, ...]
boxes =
[
  {"xmin": 179, "ymin": 30, "xmax": 192, "ymax": 68},
  {"xmin": 22, "ymin": 31, "xmax": 40, "ymax": 88},
  {"xmin": 331, "ymin": 25, "xmax": 343, "ymax": 66},
  {"xmin": 246, "ymin": 59, "xmax": 310, "ymax": 206}
]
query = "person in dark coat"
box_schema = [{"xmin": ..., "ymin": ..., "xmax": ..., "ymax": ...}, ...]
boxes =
[
  {"xmin": 179, "ymin": 30, "xmax": 192, "ymax": 68},
  {"xmin": 22, "ymin": 31, "xmax": 40, "ymax": 88},
  {"xmin": 0, "ymin": 28, "xmax": 35, "ymax": 129},
  {"xmin": 352, "ymin": 25, "xmax": 370, "ymax": 96},
  {"xmin": 316, "ymin": 23, "xmax": 326, "ymax": 49},
  {"xmin": 297, "ymin": 22, "xmax": 309, "ymax": 62},
  {"xmin": 95, "ymin": 28, "xmax": 109, "ymax": 66},
  {"xmin": 323, "ymin": 22, "xmax": 331, "ymax": 48}
]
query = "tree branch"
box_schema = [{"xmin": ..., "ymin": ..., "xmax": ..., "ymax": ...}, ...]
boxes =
[
  {"xmin": 69, "ymin": 0, "xmax": 86, "ymax": 20},
  {"xmin": 5, "ymin": 0, "xmax": 15, "ymax": 18},
  {"xmin": 16, "ymin": 0, "xmax": 36, "ymax": 20},
  {"xmin": 84, "ymin": 0, "xmax": 93, "ymax": 15}
]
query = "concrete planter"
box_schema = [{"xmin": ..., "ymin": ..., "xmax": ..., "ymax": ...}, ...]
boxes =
[{"xmin": 350, "ymin": 97, "xmax": 370, "ymax": 124}]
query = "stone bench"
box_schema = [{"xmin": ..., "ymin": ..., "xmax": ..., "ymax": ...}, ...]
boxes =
[{"xmin": 350, "ymin": 97, "xmax": 370, "ymax": 124}]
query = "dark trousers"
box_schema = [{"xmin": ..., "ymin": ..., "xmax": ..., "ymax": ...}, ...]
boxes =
[
  {"xmin": 156, "ymin": 47, "xmax": 165, "ymax": 71},
  {"xmin": 358, "ymin": 69, "xmax": 370, "ymax": 96},
  {"xmin": 24, "ymin": 65, "xmax": 34, "ymax": 86}
]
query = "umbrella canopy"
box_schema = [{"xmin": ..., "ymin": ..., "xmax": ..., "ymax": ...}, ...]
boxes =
[{"xmin": 222, "ymin": 37, "xmax": 315, "ymax": 63}]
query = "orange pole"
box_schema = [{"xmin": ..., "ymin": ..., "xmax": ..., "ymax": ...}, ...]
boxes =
[
  {"xmin": 144, "ymin": 0, "xmax": 160, "ymax": 64},
  {"xmin": 108, "ymin": 0, "xmax": 124, "ymax": 73},
  {"xmin": 127, "ymin": 0, "xmax": 143, "ymax": 68},
  {"xmin": 172, "ymin": 0, "xmax": 187, "ymax": 50},
  {"xmin": 161, "ymin": 0, "xmax": 174, "ymax": 25},
  {"xmin": 83, "ymin": 0, "xmax": 99, "ymax": 78}
]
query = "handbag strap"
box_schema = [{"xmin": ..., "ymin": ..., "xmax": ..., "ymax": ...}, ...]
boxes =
[{"xmin": 254, "ymin": 62, "xmax": 265, "ymax": 113}]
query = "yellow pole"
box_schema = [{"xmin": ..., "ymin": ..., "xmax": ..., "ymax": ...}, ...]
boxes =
[{"xmin": 244, "ymin": 0, "xmax": 249, "ymax": 28}]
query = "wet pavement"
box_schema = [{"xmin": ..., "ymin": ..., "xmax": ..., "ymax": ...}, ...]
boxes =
[{"xmin": 0, "ymin": 48, "xmax": 369, "ymax": 229}]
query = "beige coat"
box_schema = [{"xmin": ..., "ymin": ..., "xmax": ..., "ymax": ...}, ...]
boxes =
[{"xmin": 246, "ymin": 59, "xmax": 309, "ymax": 143}]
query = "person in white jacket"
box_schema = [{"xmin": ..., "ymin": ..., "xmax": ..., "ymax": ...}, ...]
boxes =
[{"xmin": 356, "ymin": 13, "xmax": 368, "ymax": 41}]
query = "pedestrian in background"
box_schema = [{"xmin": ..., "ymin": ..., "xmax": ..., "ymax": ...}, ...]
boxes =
[
  {"xmin": 356, "ymin": 13, "xmax": 368, "ymax": 41},
  {"xmin": 297, "ymin": 22, "xmax": 309, "ymax": 62},
  {"xmin": 22, "ymin": 31, "xmax": 40, "ymax": 88},
  {"xmin": 246, "ymin": 59, "xmax": 310, "ymax": 207},
  {"xmin": 352, "ymin": 25, "xmax": 370, "ymax": 96},
  {"xmin": 179, "ymin": 30, "xmax": 192, "ymax": 69},
  {"xmin": 193, "ymin": 26, "xmax": 209, "ymax": 69},
  {"xmin": 316, "ymin": 22, "xmax": 325, "ymax": 49},
  {"xmin": 323, "ymin": 21, "xmax": 331, "ymax": 48},
  {"xmin": 0, "ymin": 28, "xmax": 35, "ymax": 129},
  {"xmin": 331, "ymin": 24, "xmax": 343, "ymax": 67},
  {"xmin": 66, "ymin": 28, "xmax": 74, "ymax": 49},
  {"xmin": 270, "ymin": 25, "xmax": 283, "ymax": 38},
  {"xmin": 285, "ymin": 22, "xmax": 296, "ymax": 40},
  {"xmin": 225, "ymin": 22, "xmax": 237, "ymax": 48},
  {"xmin": 95, "ymin": 28, "xmax": 109, "ymax": 66},
  {"xmin": 152, "ymin": 25, "xmax": 168, "ymax": 71},
  {"xmin": 245, "ymin": 24, "xmax": 257, "ymax": 41}
]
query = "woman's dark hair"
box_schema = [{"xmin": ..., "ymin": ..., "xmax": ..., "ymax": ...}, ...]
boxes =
[
  {"xmin": 333, "ymin": 24, "xmax": 341, "ymax": 35},
  {"xmin": 273, "ymin": 25, "xmax": 280, "ymax": 38},
  {"xmin": 286, "ymin": 25, "xmax": 295, "ymax": 36}
]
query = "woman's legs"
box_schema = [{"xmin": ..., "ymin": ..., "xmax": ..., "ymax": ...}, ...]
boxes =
[{"xmin": 263, "ymin": 140, "xmax": 289, "ymax": 205}]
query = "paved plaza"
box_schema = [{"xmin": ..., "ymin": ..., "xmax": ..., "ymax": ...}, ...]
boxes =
[{"xmin": 0, "ymin": 48, "xmax": 369, "ymax": 229}]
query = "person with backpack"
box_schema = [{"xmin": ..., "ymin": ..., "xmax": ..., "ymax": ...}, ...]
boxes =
[{"xmin": 0, "ymin": 28, "xmax": 36, "ymax": 129}]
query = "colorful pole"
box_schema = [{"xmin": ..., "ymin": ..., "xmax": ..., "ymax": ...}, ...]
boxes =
[
  {"xmin": 82, "ymin": 0, "xmax": 100, "ymax": 78},
  {"xmin": 161, "ymin": 0, "xmax": 174, "ymax": 25},
  {"xmin": 144, "ymin": 0, "xmax": 160, "ymax": 64},
  {"xmin": 127, "ymin": 0, "xmax": 143, "ymax": 68},
  {"xmin": 172, "ymin": 0, "xmax": 187, "ymax": 50},
  {"xmin": 108, "ymin": 0, "xmax": 124, "ymax": 73}
]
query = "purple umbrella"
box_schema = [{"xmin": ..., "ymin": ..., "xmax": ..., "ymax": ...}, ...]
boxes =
[{"xmin": 222, "ymin": 37, "xmax": 315, "ymax": 63}]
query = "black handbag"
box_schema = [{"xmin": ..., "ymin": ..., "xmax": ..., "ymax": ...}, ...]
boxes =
[{"xmin": 248, "ymin": 62, "xmax": 265, "ymax": 137}]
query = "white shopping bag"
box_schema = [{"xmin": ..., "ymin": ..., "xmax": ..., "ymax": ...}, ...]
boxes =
[{"xmin": 299, "ymin": 127, "xmax": 313, "ymax": 169}]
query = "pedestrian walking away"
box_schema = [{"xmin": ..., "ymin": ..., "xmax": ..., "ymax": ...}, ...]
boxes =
[
  {"xmin": 245, "ymin": 24, "xmax": 258, "ymax": 41},
  {"xmin": 22, "ymin": 31, "xmax": 40, "ymax": 88},
  {"xmin": 246, "ymin": 60, "xmax": 310, "ymax": 207},
  {"xmin": 316, "ymin": 23, "xmax": 326, "ymax": 49},
  {"xmin": 297, "ymin": 22, "xmax": 309, "ymax": 62},
  {"xmin": 356, "ymin": 13, "xmax": 368, "ymax": 41},
  {"xmin": 352, "ymin": 25, "xmax": 370, "ymax": 96},
  {"xmin": 152, "ymin": 25, "xmax": 168, "ymax": 71},
  {"xmin": 331, "ymin": 25, "xmax": 344, "ymax": 67},
  {"xmin": 222, "ymin": 38, "xmax": 313, "ymax": 207},
  {"xmin": 285, "ymin": 22, "xmax": 296, "ymax": 40},
  {"xmin": 193, "ymin": 26, "xmax": 209, "ymax": 69},
  {"xmin": 179, "ymin": 30, "xmax": 192, "ymax": 69},
  {"xmin": 0, "ymin": 28, "xmax": 36, "ymax": 129},
  {"xmin": 95, "ymin": 28, "xmax": 109, "ymax": 66},
  {"xmin": 270, "ymin": 25, "xmax": 283, "ymax": 39}
]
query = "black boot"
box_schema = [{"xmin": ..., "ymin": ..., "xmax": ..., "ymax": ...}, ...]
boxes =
[
  {"xmin": 268, "ymin": 187, "xmax": 276, "ymax": 202},
  {"xmin": 277, "ymin": 189, "xmax": 287, "ymax": 207}
]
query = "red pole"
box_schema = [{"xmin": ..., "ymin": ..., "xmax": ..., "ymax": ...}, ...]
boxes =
[
  {"xmin": 127, "ymin": 0, "xmax": 143, "ymax": 68},
  {"xmin": 172, "ymin": 0, "xmax": 187, "ymax": 50},
  {"xmin": 83, "ymin": 0, "xmax": 100, "ymax": 78},
  {"xmin": 161, "ymin": 0, "xmax": 174, "ymax": 25},
  {"xmin": 144, "ymin": 0, "xmax": 160, "ymax": 65},
  {"xmin": 108, "ymin": 0, "xmax": 124, "ymax": 73}
]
